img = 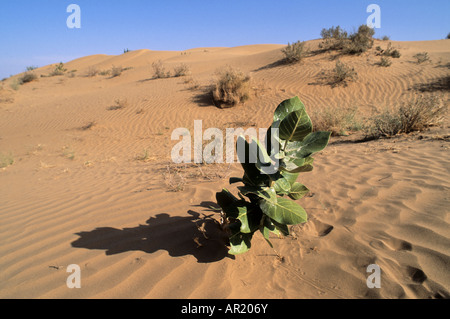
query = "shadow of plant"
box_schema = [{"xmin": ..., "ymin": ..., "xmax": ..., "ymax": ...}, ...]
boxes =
[{"xmin": 71, "ymin": 210, "xmax": 231, "ymax": 263}]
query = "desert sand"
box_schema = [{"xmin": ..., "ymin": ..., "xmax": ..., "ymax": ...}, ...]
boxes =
[{"xmin": 0, "ymin": 39, "xmax": 449, "ymax": 299}]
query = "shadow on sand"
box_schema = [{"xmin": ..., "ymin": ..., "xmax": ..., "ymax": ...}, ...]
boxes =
[{"xmin": 71, "ymin": 209, "xmax": 231, "ymax": 263}]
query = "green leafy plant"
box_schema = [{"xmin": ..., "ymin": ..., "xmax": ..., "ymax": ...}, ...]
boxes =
[
  {"xmin": 50, "ymin": 62, "xmax": 67, "ymax": 76},
  {"xmin": 215, "ymin": 97, "xmax": 331, "ymax": 255}
]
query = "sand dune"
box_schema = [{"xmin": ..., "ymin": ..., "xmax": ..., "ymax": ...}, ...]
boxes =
[{"xmin": 0, "ymin": 39, "xmax": 449, "ymax": 299}]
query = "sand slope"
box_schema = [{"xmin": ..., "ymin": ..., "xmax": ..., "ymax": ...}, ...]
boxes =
[{"xmin": 0, "ymin": 39, "xmax": 449, "ymax": 299}]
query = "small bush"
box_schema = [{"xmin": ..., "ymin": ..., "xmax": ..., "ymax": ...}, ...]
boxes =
[
  {"xmin": 367, "ymin": 95, "xmax": 447, "ymax": 137},
  {"xmin": 20, "ymin": 72, "xmax": 38, "ymax": 84},
  {"xmin": 152, "ymin": 60, "xmax": 171, "ymax": 79},
  {"xmin": 413, "ymin": 52, "xmax": 431, "ymax": 64},
  {"xmin": 378, "ymin": 57, "xmax": 392, "ymax": 67},
  {"xmin": 211, "ymin": 66, "xmax": 251, "ymax": 107},
  {"xmin": 86, "ymin": 67, "xmax": 99, "ymax": 77},
  {"xmin": 0, "ymin": 152, "xmax": 14, "ymax": 168},
  {"xmin": 310, "ymin": 105, "xmax": 361, "ymax": 136},
  {"xmin": 383, "ymin": 43, "xmax": 401, "ymax": 58},
  {"xmin": 26, "ymin": 66, "xmax": 38, "ymax": 71},
  {"xmin": 447, "ymin": 33, "xmax": 450, "ymax": 40},
  {"xmin": 331, "ymin": 60, "xmax": 358, "ymax": 86},
  {"xmin": 281, "ymin": 41, "xmax": 308, "ymax": 64},
  {"xmin": 111, "ymin": 65, "xmax": 123, "ymax": 77},
  {"xmin": 344, "ymin": 25, "xmax": 375, "ymax": 54},
  {"xmin": 50, "ymin": 62, "xmax": 67, "ymax": 76},
  {"xmin": 319, "ymin": 26, "xmax": 349, "ymax": 50},
  {"xmin": 173, "ymin": 63, "xmax": 190, "ymax": 77},
  {"xmin": 108, "ymin": 98, "xmax": 128, "ymax": 110},
  {"xmin": 381, "ymin": 35, "xmax": 390, "ymax": 41}
]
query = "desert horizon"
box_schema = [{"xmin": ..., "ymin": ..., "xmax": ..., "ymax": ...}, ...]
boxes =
[{"xmin": 0, "ymin": 1, "xmax": 449, "ymax": 302}]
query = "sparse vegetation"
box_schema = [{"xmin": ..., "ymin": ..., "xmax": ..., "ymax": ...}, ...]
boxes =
[
  {"xmin": 26, "ymin": 66, "xmax": 38, "ymax": 71},
  {"xmin": 135, "ymin": 149, "xmax": 152, "ymax": 162},
  {"xmin": 378, "ymin": 57, "xmax": 392, "ymax": 67},
  {"xmin": 19, "ymin": 72, "xmax": 38, "ymax": 84},
  {"xmin": 331, "ymin": 60, "xmax": 358, "ymax": 86},
  {"xmin": 413, "ymin": 52, "xmax": 431, "ymax": 64},
  {"xmin": 62, "ymin": 146, "xmax": 75, "ymax": 160},
  {"xmin": 320, "ymin": 24, "xmax": 375, "ymax": 55},
  {"xmin": 366, "ymin": 95, "xmax": 447, "ymax": 138},
  {"xmin": 345, "ymin": 25, "xmax": 375, "ymax": 54},
  {"xmin": 281, "ymin": 41, "xmax": 308, "ymax": 64},
  {"xmin": 108, "ymin": 98, "xmax": 128, "ymax": 110},
  {"xmin": 211, "ymin": 66, "xmax": 251, "ymax": 107},
  {"xmin": 173, "ymin": 63, "xmax": 191, "ymax": 77},
  {"xmin": 164, "ymin": 164, "xmax": 186, "ymax": 192},
  {"xmin": 152, "ymin": 60, "xmax": 171, "ymax": 79},
  {"xmin": 319, "ymin": 26, "xmax": 349, "ymax": 50},
  {"xmin": 110, "ymin": 65, "xmax": 123, "ymax": 77},
  {"xmin": 382, "ymin": 43, "xmax": 401, "ymax": 58},
  {"xmin": 80, "ymin": 121, "xmax": 97, "ymax": 130},
  {"xmin": 310, "ymin": 105, "xmax": 361, "ymax": 136},
  {"xmin": 50, "ymin": 62, "xmax": 67, "ymax": 76},
  {"xmin": 0, "ymin": 152, "xmax": 14, "ymax": 168},
  {"xmin": 86, "ymin": 67, "xmax": 99, "ymax": 77}
]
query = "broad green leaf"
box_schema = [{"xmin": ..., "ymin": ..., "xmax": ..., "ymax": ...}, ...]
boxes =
[
  {"xmin": 281, "ymin": 171, "xmax": 300, "ymax": 186},
  {"xmin": 279, "ymin": 108, "xmax": 313, "ymax": 143},
  {"xmin": 273, "ymin": 177, "xmax": 291, "ymax": 195},
  {"xmin": 285, "ymin": 131, "xmax": 331, "ymax": 159},
  {"xmin": 236, "ymin": 136, "xmax": 270, "ymax": 186},
  {"xmin": 273, "ymin": 96, "xmax": 305, "ymax": 122},
  {"xmin": 229, "ymin": 232, "xmax": 253, "ymax": 255},
  {"xmin": 265, "ymin": 120, "xmax": 282, "ymax": 159},
  {"xmin": 281, "ymin": 156, "xmax": 314, "ymax": 173},
  {"xmin": 236, "ymin": 206, "xmax": 251, "ymax": 233},
  {"xmin": 288, "ymin": 183, "xmax": 310, "ymax": 200},
  {"xmin": 259, "ymin": 188, "xmax": 308, "ymax": 225}
]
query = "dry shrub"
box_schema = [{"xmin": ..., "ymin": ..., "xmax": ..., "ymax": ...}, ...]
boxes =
[
  {"xmin": 281, "ymin": 41, "xmax": 308, "ymax": 64},
  {"xmin": 382, "ymin": 43, "xmax": 401, "ymax": 58},
  {"xmin": 152, "ymin": 60, "xmax": 171, "ymax": 79},
  {"xmin": 173, "ymin": 63, "xmax": 190, "ymax": 77},
  {"xmin": 111, "ymin": 65, "xmax": 123, "ymax": 77},
  {"xmin": 367, "ymin": 95, "xmax": 447, "ymax": 137},
  {"xmin": 211, "ymin": 66, "xmax": 251, "ymax": 108},
  {"xmin": 86, "ymin": 67, "xmax": 99, "ymax": 77},
  {"xmin": 320, "ymin": 25, "xmax": 374, "ymax": 55},
  {"xmin": 319, "ymin": 26, "xmax": 349, "ymax": 50},
  {"xmin": 378, "ymin": 57, "xmax": 392, "ymax": 67},
  {"xmin": 413, "ymin": 52, "xmax": 431, "ymax": 64},
  {"xmin": 310, "ymin": 105, "xmax": 361, "ymax": 136},
  {"xmin": 331, "ymin": 60, "xmax": 358, "ymax": 86},
  {"xmin": 108, "ymin": 98, "xmax": 128, "ymax": 110},
  {"xmin": 19, "ymin": 72, "xmax": 37, "ymax": 84}
]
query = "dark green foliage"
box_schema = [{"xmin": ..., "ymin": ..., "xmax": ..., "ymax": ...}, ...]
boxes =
[{"xmin": 216, "ymin": 97, "xmax": 331, "ymax": 255}]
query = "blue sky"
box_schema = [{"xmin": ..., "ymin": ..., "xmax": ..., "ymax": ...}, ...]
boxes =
[{"xmin": 1, "ymin": 0, "xmax": 449, "ymax": 79}]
